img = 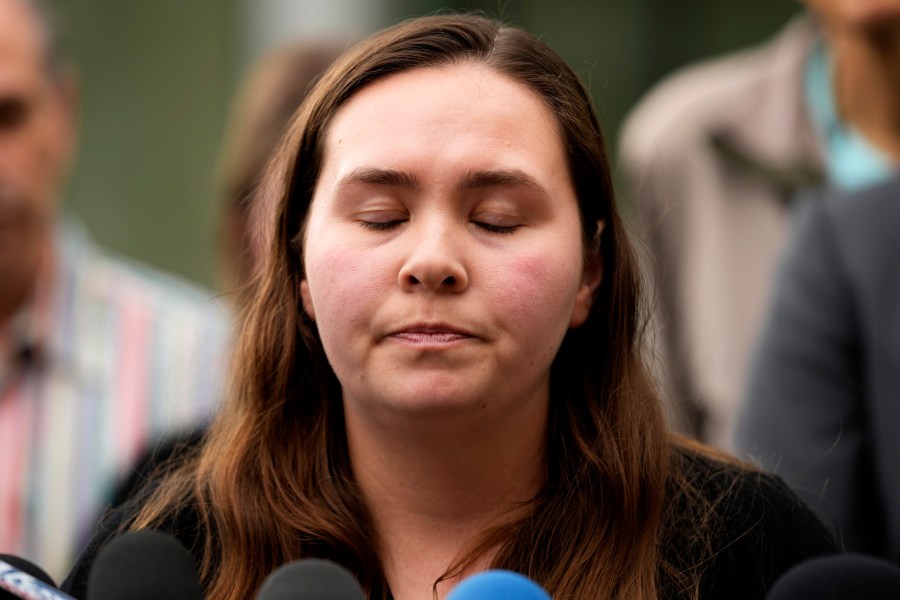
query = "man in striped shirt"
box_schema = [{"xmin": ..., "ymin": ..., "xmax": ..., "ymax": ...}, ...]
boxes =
[{"xmin": 0, "ymin": 0, "xmax": 231, "ymax": 578}]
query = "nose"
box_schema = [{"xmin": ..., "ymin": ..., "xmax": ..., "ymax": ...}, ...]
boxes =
[{"xmin": 398, "ymin": 223, "xmax": 469, "ymax": 294}]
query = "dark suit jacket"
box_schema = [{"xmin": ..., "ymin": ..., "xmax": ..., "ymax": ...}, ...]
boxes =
[{"xmin": 736, "ymin": 175, "xmax": 900, "ymax": 560}]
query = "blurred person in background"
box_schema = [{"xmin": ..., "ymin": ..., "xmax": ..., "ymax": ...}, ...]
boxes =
[
  {"xmin": 216, "ymin": 41, "xmax": 345, "ymax": 296},
  {"xmin": 108, "ymin": 41, "xmax": 344, "ymax": 507},
  {"xmin": 0, "ymin": 0, "xmax": 230, "ymax": 578},
  {"xmin": 737, "ymin": 175, "xmax": 900, "ymax": 559},
  {"xmin": 618, "ymin": 0, "xmax": 900, "ymax": 448}
]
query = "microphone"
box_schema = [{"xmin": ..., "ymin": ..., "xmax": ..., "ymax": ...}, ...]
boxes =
[
  {"xmin": 0, "ymin": 555, "xmax": 74, "ymax": 600},
  {"xmin": 767, "ymin": 553, "xmax": 900, "ymax": 599},
  {"xmin": 86, "ymin": 530, "xmax": 202, "ymax": 600},
  {"xmin": 446, "ymin": 570, "xmax": 551, "ymax": 600},
  {"xmin": 255, "ymin": 559, "xmax": 365, "ymax": 600}
]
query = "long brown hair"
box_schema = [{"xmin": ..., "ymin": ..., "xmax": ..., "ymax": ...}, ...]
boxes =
[{"xmin": 132, "ymin": 14, "xmax": 712, "ymax": 599}]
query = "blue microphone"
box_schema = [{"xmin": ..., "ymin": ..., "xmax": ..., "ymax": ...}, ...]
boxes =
[{"xmin": 446, "ymin": 570, "xmax": 551, "ymax": 599}]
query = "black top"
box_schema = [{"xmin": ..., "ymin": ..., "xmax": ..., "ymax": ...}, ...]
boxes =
[
  {"xmin": 62, "ymin": 450, "xmax": 837, "ymax": 599},
  {"xmin": 663, "ymin": 451, "xmax": 837, "ymax": 598}
]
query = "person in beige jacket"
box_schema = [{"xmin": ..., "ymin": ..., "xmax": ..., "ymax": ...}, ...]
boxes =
[{"xmin": 619, "ymin": 2, "xmax": 900, "ymax": 448}]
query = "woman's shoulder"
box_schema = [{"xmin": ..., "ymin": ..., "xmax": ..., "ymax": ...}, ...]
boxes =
[
  {"xmin": 676, "ymin": 447, "xmax": 820, "ymax": 520},
  {"xmin": 664, "ymin": 446, "xmax": 838, "ymax": 599}
]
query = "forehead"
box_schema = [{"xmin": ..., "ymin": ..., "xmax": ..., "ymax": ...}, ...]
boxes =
[
  {"xmin": 319, "ymin": 63, "xmax": 566, "ymax": 183},
  {"xmin": 0, "ymin": 0, "xmax": 47, "ymax": 90}
]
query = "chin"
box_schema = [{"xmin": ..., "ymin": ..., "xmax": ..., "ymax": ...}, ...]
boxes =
[{"xmin": 385, "ymin": 388, "xmax": 490, "ymax": 418}]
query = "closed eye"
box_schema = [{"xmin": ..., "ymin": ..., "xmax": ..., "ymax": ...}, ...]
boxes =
[
  {"xmin": 473, "ymin": 221, "xmax": 520, "ymax": 234},
  {"xmin": 359, "ymin": 219, "xmax": 407, "ymax": 231},
  {"xmin": 355, "ymin": 207, "xmax": 408, "ymax": 231},
  {"xmin": 471, "ymin": 211, "xmax": 522, "ymax": 234},
  {"xmin": 0, "ymin": 96, "xmax": 30, "ymax": 131}
]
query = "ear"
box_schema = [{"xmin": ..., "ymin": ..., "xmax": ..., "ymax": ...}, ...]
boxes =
[
  {"xmin": 300, "ymin": 279, "xmax": 316, "ymax": 321},
  {"xmin": 569, "ymin": 221, "xmax": 604, "ymax": 328}
]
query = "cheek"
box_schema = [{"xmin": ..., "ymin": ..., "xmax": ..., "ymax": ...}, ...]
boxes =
[
  {"xmin": 304, "ymin": 242, "xmax": 386, "ymax": 348},
  {"xmin": 307, "ymin": 247, "xmax": 360, "ymax": 317},
  {"xmin": 490, "ymin": 252, "xmax": 583, "ymax": 336}
]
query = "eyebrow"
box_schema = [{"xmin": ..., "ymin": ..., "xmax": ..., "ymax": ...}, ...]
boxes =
[
  {"xmin": 336, "ymin": 167, "xmax": 551, "ymax": 201},
  {"xmin": 456, "ymin": 169, "xmax": 551, "ymax": 202},
  {"xmin": 337, "ymin": 167, "xmax": 422, "ymax": 191}
]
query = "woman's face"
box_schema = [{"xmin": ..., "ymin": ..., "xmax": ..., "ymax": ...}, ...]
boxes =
[
  {"xmin": 300, "ymin": 64, "xmax": 601, "ymax": 422},
  {"xmin": 805, "ymin": 0, "xmax": 900, "ymax": 32}
]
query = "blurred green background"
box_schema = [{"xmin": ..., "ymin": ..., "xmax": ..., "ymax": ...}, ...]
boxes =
[{"xmin": 63, "ymin": 0, "xmax": 801, "ymax": 288}]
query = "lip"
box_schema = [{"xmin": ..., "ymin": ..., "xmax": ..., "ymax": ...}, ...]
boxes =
[{"xmin": 386, "ymin": 323, "xmax": 479, "ymax": 345}]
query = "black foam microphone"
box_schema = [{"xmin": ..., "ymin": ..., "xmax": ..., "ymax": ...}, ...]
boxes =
[
  {"xmin": 86, "ymin": 530, "xmax": 202, "ymax": 600},
  {"xmin": 255, "ymin": 559, "xmax": 365, "ymax": 600},
  {"xmin": 767, "ymin": 553, "xmax": 900, "ymax": 599},
  {"xmin": 0, "ymin": 554, "xmax": 73, "ymax": 600}
]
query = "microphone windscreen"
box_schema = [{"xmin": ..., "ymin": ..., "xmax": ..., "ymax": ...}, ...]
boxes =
[
  {"xmin": 767, "ymin": 553, "xmax": 900, "ymax": 599},
  {"xmin": 0, "ymin": 555, "xmax": 72, "ymax": 600},
  {"xmin": 0, "ymin": 555, "xmax": 56, "ymax": 588},
  {"xmin": 255, "ymin": 559, "xmax": 365, "ymax": 600},
  {"xmin": 87, "ymin": 529, "xmax": 202, "ymax": 600},
  {"xmin": 446, "ymin": 570, "xmax": 551, "ymax": 600}
]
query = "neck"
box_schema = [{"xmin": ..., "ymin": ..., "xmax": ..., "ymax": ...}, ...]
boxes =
[
  {"xmin": 345, "ymin": 393, "xmax": 548, "ymax": 599},
  {"xmin": 830, "ymin": 28, "xmax": 900, "ymax": 160}
]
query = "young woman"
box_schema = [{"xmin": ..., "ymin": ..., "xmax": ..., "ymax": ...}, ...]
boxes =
[{"xmin": 63, "ymin": 14, "xmax": 835, "ymax": 600}]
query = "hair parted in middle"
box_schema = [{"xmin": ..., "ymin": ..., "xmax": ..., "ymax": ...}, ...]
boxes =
[{"xmin": 131, "ymin": 13, "xmax": 716, "ymax": 600}]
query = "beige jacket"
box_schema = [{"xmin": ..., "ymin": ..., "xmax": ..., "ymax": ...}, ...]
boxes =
[{"xmin": 619, "ymin": 16, "xmax": 825, "ymax": 448}]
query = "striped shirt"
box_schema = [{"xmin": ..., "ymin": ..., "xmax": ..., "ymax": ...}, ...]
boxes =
[{"xmin": 0, "ymin": 220, "xmax": 231, "ymax": 579}]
